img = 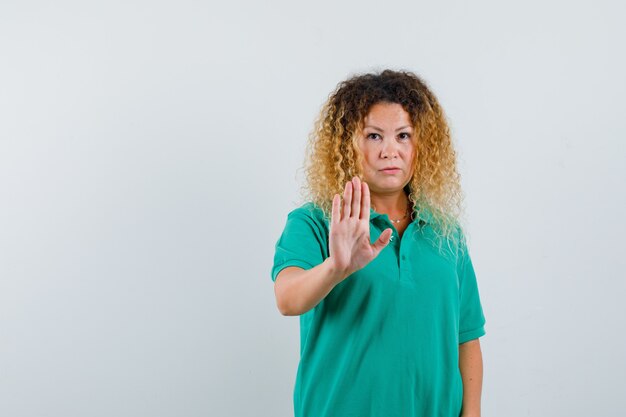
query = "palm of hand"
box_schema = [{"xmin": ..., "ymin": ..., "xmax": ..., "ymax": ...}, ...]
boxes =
[{"xmin": 328, "ymin": 176, "xmax": 392, "ymax": 279}]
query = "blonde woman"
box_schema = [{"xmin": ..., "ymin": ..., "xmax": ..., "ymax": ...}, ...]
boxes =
[{"xmin": 271, "ymin": 69, "xmax": 486, "ymax": 417}]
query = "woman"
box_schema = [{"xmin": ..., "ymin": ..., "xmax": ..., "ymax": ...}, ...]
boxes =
[{"xmin": 271, "ymin": 69, "xmax": 486, "ymax": 417}]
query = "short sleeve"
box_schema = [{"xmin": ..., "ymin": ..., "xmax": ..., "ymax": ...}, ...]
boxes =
[
  {"xmin": 270, "ymin": 206, "xmax": 329, "ymax": 282},
  {"xmin": 457, "ymin": 236, "xmax": 487, "ymax": 344}
]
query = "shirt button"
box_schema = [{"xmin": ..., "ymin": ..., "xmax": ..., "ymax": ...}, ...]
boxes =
[{"xmin": 401, "ymin": 255, "xmax": 406, "ymax": 260}]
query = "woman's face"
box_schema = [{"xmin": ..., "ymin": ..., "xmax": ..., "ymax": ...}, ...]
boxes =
[{"xmin": 357, "ymin": 102, "xmax": 416, "ymax": 196}]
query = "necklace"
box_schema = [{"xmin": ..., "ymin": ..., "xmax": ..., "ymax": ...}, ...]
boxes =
[{"xmin": 372, "ymin": 204, "xmax": 411, "ymax": 224}]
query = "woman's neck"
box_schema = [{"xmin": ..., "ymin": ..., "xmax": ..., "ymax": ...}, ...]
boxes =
[{"xmin": 370, "ymin": 192, "xmax": 411, "ymax": 218}]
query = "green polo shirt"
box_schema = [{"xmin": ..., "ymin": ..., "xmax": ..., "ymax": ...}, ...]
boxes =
[{"xmin": 271, "ymin": 202, "xmax": 486, "ymax": 417}]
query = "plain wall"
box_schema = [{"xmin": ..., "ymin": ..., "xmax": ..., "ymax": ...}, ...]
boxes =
[{"xmin": 1, "ymin": 0, "xmax": 624, "ymax": 416}]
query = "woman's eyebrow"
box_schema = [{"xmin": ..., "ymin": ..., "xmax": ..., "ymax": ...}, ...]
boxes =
[{"xmin": 364, "ymin": 125, "xmax": 412, "ymax": 132}]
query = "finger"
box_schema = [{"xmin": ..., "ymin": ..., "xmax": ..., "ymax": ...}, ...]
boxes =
[
  {"xmin": 342, "ymin": 180, "xmax": 352, "ymax": 220},
  {"xmin": 351, "ymin": 177, "xmax": 361, "ymax": 219},
  {"xmin": 361, "ymin": 181, "xmax": 370, "ymax": 221},
  {"xmin": 331, "ymin": 194, "xmax": 340, "ymax": 225},
  {"xmin": 372, "ymin": 228, "xmax": 392, "ymax": 256}
]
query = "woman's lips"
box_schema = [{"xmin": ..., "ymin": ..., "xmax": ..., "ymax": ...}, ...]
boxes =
[{"xmin": 381, "ymin": 168, "xmax": 401, "ymax": 174}]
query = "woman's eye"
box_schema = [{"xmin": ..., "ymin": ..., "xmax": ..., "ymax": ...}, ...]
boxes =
[
  {"xmin": 367, "ymin": 133, "xmax": 381, "ymax": 140},
  {"xmin": 398, "ymin": 132, "xmax": 411, "ymax": 140}
]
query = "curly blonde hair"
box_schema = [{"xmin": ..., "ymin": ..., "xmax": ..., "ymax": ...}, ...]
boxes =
[{"xmin": 299, "ymin": 69, "xmax": 468, "ymax": 257}]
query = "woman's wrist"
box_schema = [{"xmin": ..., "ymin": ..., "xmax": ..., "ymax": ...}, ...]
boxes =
[{"xmin": 323, "ymin": 257, "xmax": 350, "ymax": 285}]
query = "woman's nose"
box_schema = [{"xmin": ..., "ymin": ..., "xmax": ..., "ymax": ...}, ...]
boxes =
[{"xmin": 381, "ymin": 141, "xmax": 398, "ymax": 158}]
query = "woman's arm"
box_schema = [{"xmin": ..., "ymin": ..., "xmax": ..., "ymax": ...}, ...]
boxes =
[
  {"xmin": 274, "ymin": 260, "xmax": 347, "ymax": 316},
  {"xmin": 459, "ymin": 338, "xmax": 484, "ymax": 417},
  {"xmin": 273, "ymin": 178, "xmax": 391, "ymax": 316}
]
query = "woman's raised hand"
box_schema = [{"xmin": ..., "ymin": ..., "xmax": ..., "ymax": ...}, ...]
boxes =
[{"xmin": 328, "ymin": 176, "xmax": 393, "ymax": 283}]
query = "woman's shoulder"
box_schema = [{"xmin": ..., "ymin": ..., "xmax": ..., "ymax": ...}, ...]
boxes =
[
  {"xmin": 282, "ymin": 202, "xmax": 330, "ymax": 241},
  {"xmin": 287, "ymin": 201, "xmax": 328, "ymax": 223},
  {"xmin": 289, "ymin": 201, "xmax": 324, "ymax": 218}
]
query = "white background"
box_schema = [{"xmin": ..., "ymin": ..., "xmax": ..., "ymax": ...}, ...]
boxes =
[{"xmin": 1, "ymin": 1, "xmax": 624, "ymax": 416}]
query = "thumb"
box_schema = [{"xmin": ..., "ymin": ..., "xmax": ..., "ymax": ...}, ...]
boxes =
[{"xmin": 372, "ymin": 228, "xmax": 393, "ymax": 255}]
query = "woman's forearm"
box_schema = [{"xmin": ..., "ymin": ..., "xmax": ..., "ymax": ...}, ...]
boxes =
[
  {"xmin": 273, "ymin": 258, "xmax": 347, "ymax": 316},
  {"xmin": 459, "ymin": 338, "xmax": 483, "ymax": 417}
]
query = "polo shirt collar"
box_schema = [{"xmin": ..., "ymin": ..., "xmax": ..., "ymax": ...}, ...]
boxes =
[{"xmin": 369, "ymin": 205, "xmax": 433, "ymax": 224}]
